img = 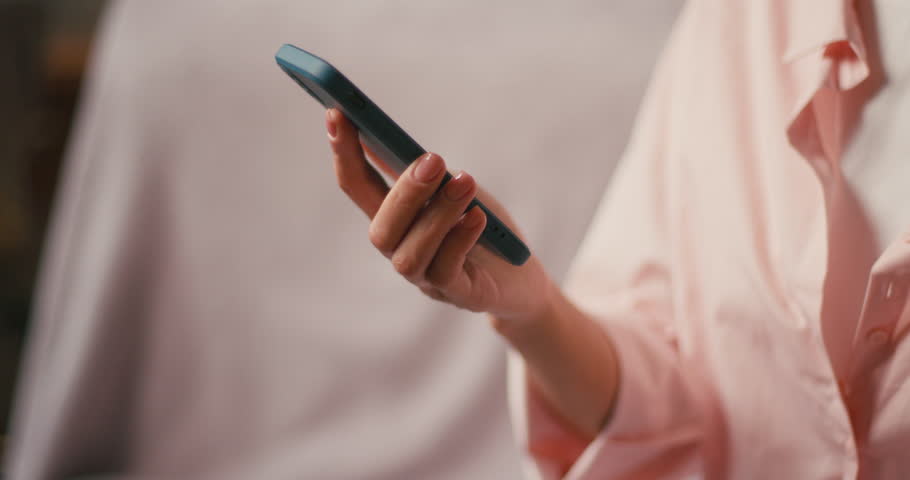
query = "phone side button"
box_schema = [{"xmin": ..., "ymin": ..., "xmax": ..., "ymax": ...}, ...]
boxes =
[{"xmin": 347, "ymin": 90, "xmax": 366, "ymax": 109}]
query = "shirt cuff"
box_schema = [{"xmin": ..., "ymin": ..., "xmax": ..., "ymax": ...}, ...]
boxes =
[{"xmin": 508, "ymin": 314, "xmax": 703, "ymax": 480}]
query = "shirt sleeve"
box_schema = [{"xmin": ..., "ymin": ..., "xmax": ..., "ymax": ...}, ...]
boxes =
[{"xmin": 508, "ymin": 6, "xmax": 709, "ymax": 479}]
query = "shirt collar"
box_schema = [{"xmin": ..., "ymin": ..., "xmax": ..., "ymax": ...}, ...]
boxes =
[
  {"xmin": 782, "ymin": 0, "xmax": 871, "ymax": 165},
  {"xmin": 781, "ymin": 0, "xmax": 869, "ymax": 90}
]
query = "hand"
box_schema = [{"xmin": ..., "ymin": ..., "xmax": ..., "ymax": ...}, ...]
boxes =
[
  {"xmin": 327, "ymin": 109, "xmax": 621, "ymax": 436},
  {"xmin": 325, "ymin": 108, "xmax": 555, "ymax": 322}
]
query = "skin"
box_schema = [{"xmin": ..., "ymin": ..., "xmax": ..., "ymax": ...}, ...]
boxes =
[{"xmin": 326, "ymin": 108, "xmax": 620, "ymax": 438}]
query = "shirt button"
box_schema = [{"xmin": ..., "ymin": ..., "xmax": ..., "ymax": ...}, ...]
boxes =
[
  {"xmin": 881, "ymin": 273, "xmax": 909, "ymax": 301},
  {"xmin": 866, "ymin": 328, "xmax": 890, "ymax": 347}
]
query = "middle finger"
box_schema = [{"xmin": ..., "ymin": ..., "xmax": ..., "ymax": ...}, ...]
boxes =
[
  {"xmin": 390, "ymin": 171, "xmax": 477, "ymax": 281},
  {"xmin": 368, "ymin": 152, "xmax": 447, "ymax": 255}
]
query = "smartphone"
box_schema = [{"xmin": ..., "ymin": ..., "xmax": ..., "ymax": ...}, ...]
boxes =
[{"xmin": 275, "ymin": 44, "xmax": 530, "ymax": 266}]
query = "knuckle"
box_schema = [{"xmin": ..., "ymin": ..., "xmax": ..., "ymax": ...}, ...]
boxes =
[
  {"xmin": 336, "ymin": 170, "xmax": 355, "ymax": 195},
  {"xmin": 391, "ymin": 253, "xmax": 422, "ymax": 279},
  {"xmin": 368, "ymin": 222, "xmax": 394, "ymax": 253},
  {"xmin": 420, "ymin": 286, "xmax": 446, "ymax": 302},
  {"xmin": 394, "ymin": 189, "xmax": 427, "ymax": 212},
  {"xmin": 339, "ymin": 182, "xmax": 355, "ymax": 198},
  {"xmin": 464, "ymin": 303, "xmax": 486, "ymax": 313}
]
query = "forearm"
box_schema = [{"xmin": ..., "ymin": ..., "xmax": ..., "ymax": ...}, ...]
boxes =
[{"xmin": 491, "ymin": 284, "xmax": 620, "ymax": 438}]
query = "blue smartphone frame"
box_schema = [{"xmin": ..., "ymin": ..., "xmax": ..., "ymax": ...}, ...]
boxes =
[{"xmin": 275, "ymin": 44, "xmax": 530, "ymax": 266}]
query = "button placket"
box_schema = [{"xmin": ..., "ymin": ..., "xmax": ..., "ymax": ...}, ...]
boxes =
[
  {"xmin": 847, "ymin": 273, "xmax": 908, "ymax": 388},
  {"xmin": 865, "ymin": 327, "xmax": 889, "ymax": 346},
  {"xmin": 860, "ymin": 275, "xmax": 907, "ymax": 339}
]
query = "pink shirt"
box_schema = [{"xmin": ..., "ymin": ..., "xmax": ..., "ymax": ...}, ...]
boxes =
[{"xmin": 510, "ymin": 1, "xmax": 910, "ymax": 479}]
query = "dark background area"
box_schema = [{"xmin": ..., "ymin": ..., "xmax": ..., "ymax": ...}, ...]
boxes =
[{"xmin": 0, "ymin": 0, "xmax": 107, "ymax": 463}]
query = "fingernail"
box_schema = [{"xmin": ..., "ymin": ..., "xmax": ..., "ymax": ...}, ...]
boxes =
[
  {"xmin": 461, "ymin": 206, "xmax": 485, "ymax": 229},
  {"xmin": 412, "ymin": 153, "xmax": 444, "ymax": 183},
  {"xmin": 326, "ymin": 109, "xmax": 337, "ymax": 138},
  {"xmin": 444, "ymin": 171, "xmax": 473, "ymax": 201}
]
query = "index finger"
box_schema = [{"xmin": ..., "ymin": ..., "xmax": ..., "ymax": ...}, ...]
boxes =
[{"xmin": 327, "ymin": 108, "xmax": 390, "ymax": 218}]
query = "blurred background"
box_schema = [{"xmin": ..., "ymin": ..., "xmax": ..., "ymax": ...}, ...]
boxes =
[
  {"xmin": 0, "ymin": 0, "xmax": 107, "ymax": 456},
  {"xmin": 0, "ymin": 1, "xmax": 680, "ymax": 478}
]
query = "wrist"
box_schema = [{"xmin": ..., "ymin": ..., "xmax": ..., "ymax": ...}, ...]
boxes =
[
  {"xmin": 489, "ymin": 279, "xmax": 563, "ymax": 347},
  {"xmin": 491, "ymin": 283, "xmax": 622, "ymax": 436}
]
